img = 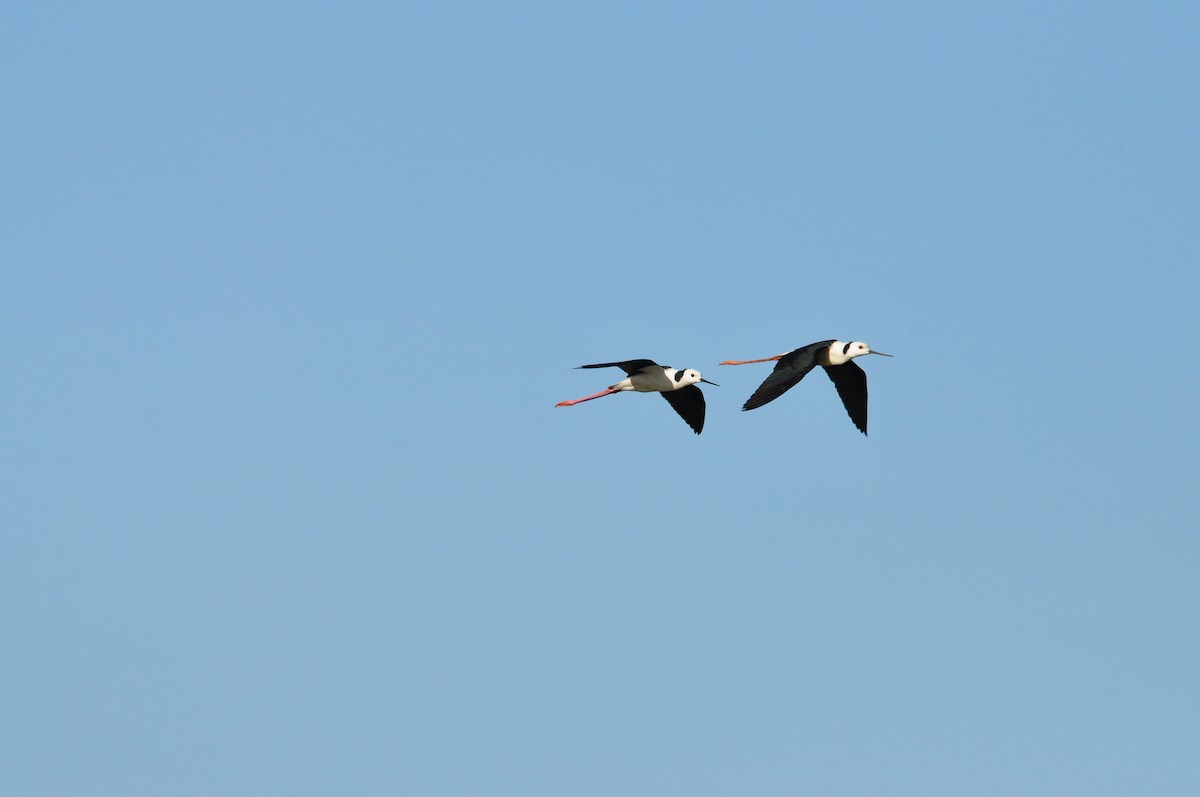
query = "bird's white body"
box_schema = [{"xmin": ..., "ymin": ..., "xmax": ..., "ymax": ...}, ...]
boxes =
[
  {"xmin": 557, "ymin": 360, "xmax": 716, "ymax": 434},
  {"xmin": 611, "ymin": 367, "xmax": 705, "ymax": 393}
]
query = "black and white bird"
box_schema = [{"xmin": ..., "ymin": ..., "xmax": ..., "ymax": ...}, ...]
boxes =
[
  {"xmin": 556, "ymin": 359, "xmax": 718, "ymax": 435},
  {"xmin": 720, "ymin": 340, "xmax": 892, "ymax": 435}
]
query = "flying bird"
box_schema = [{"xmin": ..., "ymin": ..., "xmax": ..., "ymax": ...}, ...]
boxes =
[
  {"xmin": 720, "ymin": 340, "xmax": 892, "ymax": 434},
  {"xmin": 556, "ymin": 359, "xmax": 719, "ymax": 434}
]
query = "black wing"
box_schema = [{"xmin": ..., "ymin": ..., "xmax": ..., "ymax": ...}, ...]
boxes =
[
  {"xmin": 822, "ymin": 361, "xmax": 868, "ymax": 435},
  {"xmin": 578, "ymin": 359, "xmax": 660, "ymax": 377},
  {"xmin": 741, "ymin": 340, "xmax": 833, "ymax": 411},
  {"xmin": 660, "ymin": 385, "xmax": 706, "ymax": 434}
]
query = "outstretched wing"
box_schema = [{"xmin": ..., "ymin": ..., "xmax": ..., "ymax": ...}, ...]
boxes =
[
  {"xmin": 741, "ymin": 341, "xmax": 832, "ymax": 411},
  {"xmin": 578, "ymin": 359, "xmax": 660, "ymax": 377},
  {"xmin": 660, "ymin": 385, "xmax": 706, "ymax": 434},
  {"xmin": 822, "ymin": 361, "xmax": 868, "ymax": 435}
]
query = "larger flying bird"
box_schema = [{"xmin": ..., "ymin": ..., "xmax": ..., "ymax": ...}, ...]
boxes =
[
  {"xmin": 720, "ymin": 340, "xmax": 892, "ymax": 434},
  {"xmin": 556, "ymin": 359, "xmax": 718, "ymax": 435}
]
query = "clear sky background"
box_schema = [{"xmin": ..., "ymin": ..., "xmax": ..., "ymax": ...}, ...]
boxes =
[{"xmin": 4, "ymin": 2, "xmax": 1198, "ymax": 795}]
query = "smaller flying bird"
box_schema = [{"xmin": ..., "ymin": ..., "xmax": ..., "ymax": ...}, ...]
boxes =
[
  {"xmin": 720, "ymin": 340, "xmax": 892, "ymax": 435},
  {"xmin": 556, "ymin": 359, "xmax": 719, "ymax": 435}
]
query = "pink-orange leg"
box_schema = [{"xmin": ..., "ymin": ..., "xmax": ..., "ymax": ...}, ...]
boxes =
[
  {"xmin": 718, "ymin": 355, "xmax": 783, "ymax": 366},
  {"xmin": 556, "ymin": 388, "xmax": 619, "ymax": 407}
]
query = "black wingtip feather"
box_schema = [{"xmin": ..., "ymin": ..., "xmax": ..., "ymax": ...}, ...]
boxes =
[{"xmin": 660, "ymin": 385, "xmax": 706, "ymax": 434}]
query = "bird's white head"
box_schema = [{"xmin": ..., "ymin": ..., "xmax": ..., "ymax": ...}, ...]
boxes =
[
  {"xmin": 673, "ymin": 368, "xmax": 719, "ymax": 388},
  {"xmin": 827, "ymin": 341, "xmax": 893, "ymax": 365}
]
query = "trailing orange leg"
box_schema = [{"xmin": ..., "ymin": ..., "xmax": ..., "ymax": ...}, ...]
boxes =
[
  {"xmin": 555, "ymin": 388, "xmax": 619, "ymax": 407},
  {"xmin": 718, "ymin": 355, "xmax": 783, "ymax": 366}
]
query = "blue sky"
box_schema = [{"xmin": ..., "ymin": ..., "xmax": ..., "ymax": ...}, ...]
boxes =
[{"xmin": 4, "ymin": 2, "xmax": 1198, "ymax": 795}]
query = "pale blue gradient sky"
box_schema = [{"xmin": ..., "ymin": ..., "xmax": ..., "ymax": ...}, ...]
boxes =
[{"xmin": 4, "ymin": 3, "xmax": 1199, "ymax": 795}]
